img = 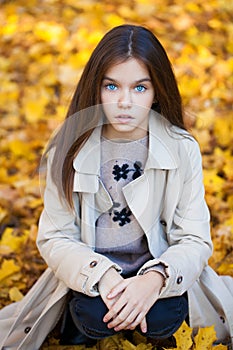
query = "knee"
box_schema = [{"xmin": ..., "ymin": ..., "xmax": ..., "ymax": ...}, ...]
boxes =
[
  {"xmin": 69, "ymin": 293, "xmax": 115, "ymax": 338},
  {"xmin": 70, "ymin": 295, "xmax": 104, "ymax": 328},
  {"xmin": 145, "ymin": 295, "xmax": 188, "ymax": 339}
]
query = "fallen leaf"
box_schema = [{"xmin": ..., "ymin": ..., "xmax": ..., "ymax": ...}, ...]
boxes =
[
  {"xmin": 173, "ymin": 322, "xmax": 193, "ymax": 350},
  {"xmin": 194, "ymin": 325, "xmax": 217, "ymax": 349},
  {"xmin": 9, "ymin": 286, "xmax": 24, "ymax": 302},
  {"xmin": 0, "ymin": 259, "xmax": 20, "ymax": 282}
]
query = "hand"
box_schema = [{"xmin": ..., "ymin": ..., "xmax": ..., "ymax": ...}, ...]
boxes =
[{"xmin": 103, "ymin": 271, "xmax": 164, "ymax": 333}]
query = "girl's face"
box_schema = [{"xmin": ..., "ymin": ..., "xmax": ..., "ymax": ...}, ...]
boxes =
[{"xmin": 101, "ymin": 58, "xmax": 155, "ymax": 140}]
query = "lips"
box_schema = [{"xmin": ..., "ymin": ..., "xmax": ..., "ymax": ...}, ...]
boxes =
[{"xmin": 115, "ymin": 115, "xmax": 134, "ymax": 124}]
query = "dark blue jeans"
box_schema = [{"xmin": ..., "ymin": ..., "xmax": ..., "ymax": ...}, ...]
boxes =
[{"xmin": 60, "ymin": 290, "xmax": 188, "ymax": 345}]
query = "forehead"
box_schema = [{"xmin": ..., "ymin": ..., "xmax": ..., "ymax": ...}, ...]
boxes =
[{"xmin": 104, "ymin": 58, "xmax": 150, "ymax": 80}]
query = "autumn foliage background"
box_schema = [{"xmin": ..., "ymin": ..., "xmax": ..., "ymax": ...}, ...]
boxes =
[{"xmin": 0, "ymin": 0, "xmax": 233, "ymax": 349}]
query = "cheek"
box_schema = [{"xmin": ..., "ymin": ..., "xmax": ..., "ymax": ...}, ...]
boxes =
[
  {"xmin": 145, "ymin": 93, "xmax": 155, "ymax": 104},
  {"xmin": 100, "ymin": 90, "xmax": 105, "ymax": 103},
  {"xmin": 102, "ymin": 103, "xmax": 114, "ymax": 118},
  {"xmin": 136, "ymin": 93, "xmax": 154, "ymax": 107},
  {"xmin": 145, "ymin": 96, "xmax": 155, "ymax": 109},
  {"xmin": 101, "ymin": 91, "xmax": 116, "ymax": 104}
]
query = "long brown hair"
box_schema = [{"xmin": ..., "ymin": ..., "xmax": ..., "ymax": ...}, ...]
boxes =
[{"xmin": 44, "ymin": 24, "xmax": 185, "ymax": 208}]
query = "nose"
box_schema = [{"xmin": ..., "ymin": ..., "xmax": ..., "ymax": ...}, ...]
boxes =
[{"xmin": 118, "ymin": 89, "xmax": 132, "ymax": 109}]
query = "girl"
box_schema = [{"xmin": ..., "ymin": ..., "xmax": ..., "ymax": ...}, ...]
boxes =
[{"xmin": 0, "ymin": 24, "xmax": 233, "ymax": 350}]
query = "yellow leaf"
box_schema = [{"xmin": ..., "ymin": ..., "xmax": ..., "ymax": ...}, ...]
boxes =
[
  {"xmin": 203, "ymin": 169, "xmax": 225, "ymax": 196},
  {"xmin": 9, "ymin": 286, "xmax": 24, "ymax": 302},
  {"xmin": 136, "ymin": 343, "xmax": 153, "ymax": 349},
  {"xmin": 132, "ymin": 331, "xmax": 147, "ymax": 345},
  {"xmin": 173, "ymin": 322, "xmax": 193, "ymax": 350},
  {"xmin": 28, "ymin": 197, "xmax": 43, "ymax": 209},
  {"xmin": 87, "ymin": 31, "xmax": 104, "ymax": 46},
  {"xmin": 213, "ymin": 344, "xmax": 229, "ymax": 349},
  {"xmin": 217, "ymin": 261, "xmax": 233, "ymax": 275},
  {"xmin": 197, "ymin": 47, "xmax": 216, "ymax": 68},
  {"xmin": 69, "ymin": 51, "xmax": 91, "ymax": 69},
  {"xmin": 23, "ymin": 100, "xmax": 46, "ymax": 123},
  {"xmin": 0, "ymin": 206, "xmax": 8, "ymax": 223},
  {"xmin": 0, "ymin": 259, "xmax": 20, "ymax": 282},
  {"xmin": 0, "ymin": 81, "xmax": 19, "ymax": 107},
  {"xmin": 184, "ymin": 3, "xmax": 202, "ymax": 13},
  {"xmin": 214, "ymin": 114, "xmax": 233, "ymax": 148},
  {"xmin": 2, "ymin": 14, "xmax": 18, "ymax": 37},
  {"xmin": 194, "ymin": 325, "xmax": 217, "ymax": 349},
  {"xmin": 208, "ymin": 19, "xmax": 223, "ymax": 29},
  {"xmin": 179, "ymin": 76, "xmax": 202, "ymax": 99},
  {"xmin": 223, "ymin": 155, "xmax": 233, "ymax": 181},
  {"xmin": 34, "ymin": 21, "xmax": 68, "ymax": 46},
  {"xmin": 224, "ymin": 217, "xmax": 233, "ymax": 229},
  {"xmin": 104, "ymin": 13, "xmax": 125, "ymax": 27},
  {"xmin": 121, "ymin": 339, "xmax": 136, "ymax": 349},
  {"xmin": 95, "ymin": 334, "xmax": 122, "ymax": 350},
  {"xmin": 7, "ymin": 139, "xmax": 33, "ymax": 159},
  {"xmin": 0, "ymin": 227, "xmax": 29, "ymax": 254}
]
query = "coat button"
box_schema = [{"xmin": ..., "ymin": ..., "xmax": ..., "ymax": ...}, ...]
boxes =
[
  {"xmin": 177, "ymin": 276, "xmax": 183, "ymax": 284},
  {"xmin": 24, "ymin": 326, "xmax": 31, "ymax": 334},
  {"xmin": 160, "ymin": 220, "xmax": 167, "ymax": 227},
  {"xmin": 90, "ymin": 260, "xmax": 98, "ymax": 268},
  {"xmin": 220, "ymin": 316, "xmax": 225, "ymax": 323}
]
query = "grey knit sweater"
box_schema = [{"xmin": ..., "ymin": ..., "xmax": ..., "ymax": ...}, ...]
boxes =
[{"xmin": 95, "ymin": 136, "xmax": 153, "ymax": 275}]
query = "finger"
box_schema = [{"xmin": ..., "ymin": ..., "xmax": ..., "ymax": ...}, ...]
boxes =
[
  {"xmin": 103, "ymin": 297, "xmax": 116, "ymax": 311},
  {"xmin": 140, "ymin": 317, "xmax": 147, "ymax": 333},
  {"xmin": 103, "ymin": 297, "xmax": 126, "ymax": 323},
  {"xmin": 109, "ymin": 307, "xmax": 139, "ymax": 331},
  {"xmin": 125, "ymin": 314, "xmax": 147, "ymax": 332},
  {"xmin": 107, "ymin": 280, "xmax": 128, "ymax": 299}
]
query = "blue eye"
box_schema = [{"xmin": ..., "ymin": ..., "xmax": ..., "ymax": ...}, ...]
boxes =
[
  {"xmin": 135, "ymin": 85, "xmax": 146, "ymax": 92},
  {"xmin": 106, "ymin": 84, "xmax": 117, "ymax": 91}
]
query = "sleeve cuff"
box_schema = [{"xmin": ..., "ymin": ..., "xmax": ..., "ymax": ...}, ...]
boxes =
[{"xmin": 142, "ymin": 263, "xmax": 167, "ymax": 279}]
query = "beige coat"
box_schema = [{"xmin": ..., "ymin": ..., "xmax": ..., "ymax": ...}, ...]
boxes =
[{"xmin": 0, "ymin": 114, "xmax": 233, "ymax": 349}]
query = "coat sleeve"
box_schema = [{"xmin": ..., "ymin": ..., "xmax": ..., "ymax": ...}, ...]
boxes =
[
  {"xmin": 37, "ymin": 150, "xmax": 121, "ymax": 297},
  {"xmin": 139, "ymin": 138, "xmax": 213, "ymax": 298}
]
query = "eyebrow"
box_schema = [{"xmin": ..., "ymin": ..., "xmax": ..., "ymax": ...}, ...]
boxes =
[{"xmin": 102, "ymin": 76, "xmax": 152, "ymax": 84}]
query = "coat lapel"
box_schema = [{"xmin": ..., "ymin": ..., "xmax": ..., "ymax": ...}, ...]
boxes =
[
  {"xmin": 145, "ymin": 112, "xmax": 180, "ymax": 170},
  {"xmin": 122, "ymin": 170, "xmax": 167, "ymax": 234}
]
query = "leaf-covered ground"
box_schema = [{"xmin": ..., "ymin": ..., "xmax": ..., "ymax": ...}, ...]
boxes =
[{"xmin": 0, "ymin": 0, "xmax": 232, "ymax": 349}]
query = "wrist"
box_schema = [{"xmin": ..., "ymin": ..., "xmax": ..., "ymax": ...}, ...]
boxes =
[
  {"xmin": 144, "ymin": 270, "xmax": 165, "ymax": 293},
  {"xmin": 98, "ymin": 267, "xmax": 123, "ymax": 297}
]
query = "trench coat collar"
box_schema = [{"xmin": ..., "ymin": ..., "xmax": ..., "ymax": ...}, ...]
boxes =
[{"xmin": 73, "ymin": 112, "xmax": 183, "ymax": 175}]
